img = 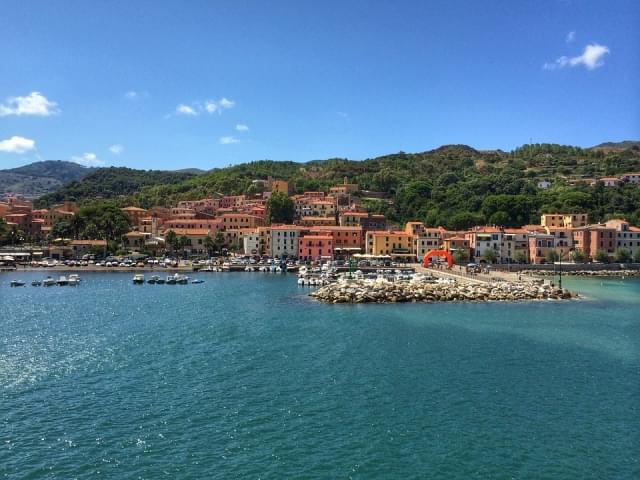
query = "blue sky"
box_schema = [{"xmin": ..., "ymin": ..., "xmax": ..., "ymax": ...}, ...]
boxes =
[{"xmin": 0, "ymin": 0, "xmax": 638, "ymax": 170}]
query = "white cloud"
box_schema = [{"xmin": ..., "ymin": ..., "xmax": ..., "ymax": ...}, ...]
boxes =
[
  {"xmin": 0, "ymin": 136, "xmax": 36, "ymax": 154},
  {"xmin": 204, "ymin": 101, "xmax": 218, "ymax": 114},
  {"xmin": 71, "ymin": 152, "xmax": 104, "ymax": 167},
  {"xmin": 218, "ymin": 97, "xmax": 235, "ymax": 109},
  {"xmin": 337, "ymin": 111, "xmax": 349, "ymax": 118},
  {"xmin": 235, "ymin": 124, "xmax": 249, "ymax": 132},
  {"xmin": 219, "ymin": 136, "xmax": 239, "ymax": 145},
  {"xmin": 172, "ymin": 97, "xmax": 236, "ymax": 117},
  {"xmin": 109, "ymin": 144, "xmax": 124, "ymax": 155},
  {"xmin": 124, "ymin": 90, "xmax": 149, "ymax": 100},
  {"xmin": 176, "ymin": 104, "xmax": 198, "ymax": 116},
  {"xmin": 0, "ymin": 92, "xmax": 59, "ymax": 116},
  {"xmin": 543, "ymin": 43, "xmax": 610, "ymax": 71},
  {"xmin": 566, "ymin": 31, "xmax": 576, "ymax": 43}
]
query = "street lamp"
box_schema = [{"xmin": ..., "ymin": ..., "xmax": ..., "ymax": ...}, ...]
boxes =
[{"xmin": 558, "ymin": 247, "xmax": 574, "ymax": 290}]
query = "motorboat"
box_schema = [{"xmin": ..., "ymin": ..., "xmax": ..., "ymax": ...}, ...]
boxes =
[
  {"xmin": 69, "ymin": 274, "xmax": 81, "ymax": 283},
  {"xmin": 57, "ymin": 276, "xmax": 69, "ymax": 286},
  {"xmin": 43, "ymin": 277, "xmax": 56, "ymax": 287},
  {"xmin": 191, "ymin": 279, "xmax": 204, "ymax": 284},
  {"xmin": 68, "ymin": 276, "xmax": 80, "ymax": 286},
  {"xmin": 31, "ymin": 280, "xmax": 42, "ymax": 286},
  {"xmin": 166, "ymin": 275, "xmax": 177, "ymax": 285},
  {"xmin": 132, "ymin": 273, "xmax": 145, "ymax": 284},
  {"xmin": 10, "ymin": 280, "xmax": 26, "ymax": 287},
  {"xmin": 147, "ymin": 275, "xmax": 161, "ymax": 284}
]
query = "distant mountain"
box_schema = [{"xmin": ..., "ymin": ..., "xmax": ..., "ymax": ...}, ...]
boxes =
[
  {"xmin": 0, "ymin": 160, "xmax": 93, "ymax": 198},
  {"xmin": 174, "ymin": 168, "xmax": 207, "ymax": 175},
  {"xmin": 591, "ymin": 140, "xmax": 640, "ymax": 150},
  {"xmin": 35, "ymin": 167, "xmax": 197, "ymax": 207}
]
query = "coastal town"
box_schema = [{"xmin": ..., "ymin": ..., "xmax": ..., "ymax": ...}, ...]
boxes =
[{"xmin": 1, "ymin": 174, "xmax": 640, "ymax": 268}]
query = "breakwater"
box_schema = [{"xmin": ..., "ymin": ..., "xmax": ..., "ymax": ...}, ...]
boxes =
[
  {"xmin": 310, "ymin": 279, "xmax": 573, "ymax": 303},
  {"xmin": 535, "ymin": 269, "xmax": 640, "ymax": 277}
]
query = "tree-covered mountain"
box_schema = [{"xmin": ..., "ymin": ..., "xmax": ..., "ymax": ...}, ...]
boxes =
[
  {"xmin": 35, "ymin": 167, "xmax": 197, "ymax": 207},
  {"xmin": 0, "ymin": 160, "xmax": 93, "ymax": 198},
  {"xmin": 34, "ymin": 143, "xmax": 640, "ymax": 228},
  {"xmin": 591, "ymin": 140, "xmax": 640, "ymax": 150}
]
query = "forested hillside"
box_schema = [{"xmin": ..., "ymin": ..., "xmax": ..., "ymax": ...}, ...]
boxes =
[
  {"xmin": 35, "ymin": 143, "xmax": 640, "ymax": 228},
  {"xmin": 35, "ymin": 167, "xmax": 197, "ymax": 207}
]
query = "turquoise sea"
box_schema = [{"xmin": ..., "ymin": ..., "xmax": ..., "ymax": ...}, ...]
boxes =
[{"xmin": 1, "ymin": 272, "xmax": 638, "ymax": 479}]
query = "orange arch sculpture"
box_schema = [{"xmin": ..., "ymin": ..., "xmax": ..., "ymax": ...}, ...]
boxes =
[{"xmin": 422, "ymin": 249, "xmax": 454, "ymax": 269}]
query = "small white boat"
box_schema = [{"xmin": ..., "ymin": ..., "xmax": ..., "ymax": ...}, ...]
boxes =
[
  {"xmin": 57, "ymin": 276, "xmax": 69, "ymax": 286},
  {"xmin": 43, "ymin": 277, "xmax": 56, "ymax": 287},
  {"xmin": 69, "ymin": 274, "xmax": 81, "ymax": 283},
  {"xmin": 132, "ymin": 273, "xmax": 145, "ymax": 284},
  {"xmin": 68, "ymin": 277, "xmax": 80, "ymax": 286},
  {"xmin": 147, "ymin": 275, "xmax": 160, "ymax": 284},
  {"xmin": 191, "ymin": 279, "xmax": 204, "ymax": 284},
  {"xmin": 10, "ymin": 280, "xmax": 26, "ymax": 287},
  {"xmin": 31, "ymin": 280, "xmax": 42, "ymax": 286}
]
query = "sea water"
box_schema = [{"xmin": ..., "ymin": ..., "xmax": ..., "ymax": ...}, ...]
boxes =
[{"xmin": 1, "ymin": 272, "xmax": 638, "ymax": 479}]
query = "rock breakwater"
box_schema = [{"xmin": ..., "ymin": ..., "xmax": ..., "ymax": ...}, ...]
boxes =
[
  {"xmin": 535, "ymin": 269, "xmax": 640, "ymax": 277},
  {"xmin": 310, "ymin": 279, "xmax": 573, "ymax": 304}
]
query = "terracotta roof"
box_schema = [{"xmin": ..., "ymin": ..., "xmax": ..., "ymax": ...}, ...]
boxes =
[
  {"xmin": 164, "ymin": 228, "xmax": 211, "ymax": 235},
  {"xmin": 300, "ymin": 235, "xmax": 333, "ymax": 240},
  {"xmin": 121, "ymin": 206, "xmax": 148, "ymax": 211},
  {"xmin": 70, "ymin": 240, "xmax": 107, "ymax": 246}
]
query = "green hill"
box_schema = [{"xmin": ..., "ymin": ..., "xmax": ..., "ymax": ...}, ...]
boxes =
[
  {"xmin": 35, "ymin": 167, "xmax": 197, "ymax": 207},
  {"xmin": 0, "ymin": 160, "xmax": 93, "ymax": 198},
  {"xmin": 35, "ymin": 143, "xmax": 640, "ymax": 228}
]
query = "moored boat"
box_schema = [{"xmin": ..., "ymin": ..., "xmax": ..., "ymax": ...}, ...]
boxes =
[
  {"xmin": 57, "ymin": 276, "xmax": 69, "ymax": 286},
  {"xmin": 31, "ymin": 280, "xmax": 42, "ymax": 286},
  {"xmin": 43, "ymin": 277, "xmax": 56, "ymax": 287},
  {"xmin": 132, "ymin": 273, "xmax": 145, "ymax": 284},
  {"xmin": 147, "ymin": 275, "xmax": 161, "ymax": 284},
  {"xmin": 10, "ymin": 280, "xmax": 26, "ymax": 287}
]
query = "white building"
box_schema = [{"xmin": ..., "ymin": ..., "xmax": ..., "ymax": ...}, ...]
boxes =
[
  {"xmin": 621, "ymin": 172, "xmax": 640, "ymax": 184},
  {"xmin": 537, "ymin": 180, "xmax": 551, "ymax": 189},
  {"xmin": 466, "ymin": 228, "xmax": 504, "ymax": 263},
  {"xmin": 414, "ymin": 229, "xmax": 443, "ymax": 261},
  {"xmin": 242, "ymin": 231, "xmax": 260, "ymax": 256},
  {"xmin": 605, "ymin": 219, "xmax": 640, "ymax": 257},
  {"xmin": 270, "ymin": 225, "xmax": 303, "ymax": 258}
]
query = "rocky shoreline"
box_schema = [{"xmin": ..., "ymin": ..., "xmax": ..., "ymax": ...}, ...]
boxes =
[
  {"xmin": 534, "ymin": 269, "xmax": 640, "ymax": 277},
  {"xmin": 310, "ymin": 279, "xmax": 574, "ymax": 304}
]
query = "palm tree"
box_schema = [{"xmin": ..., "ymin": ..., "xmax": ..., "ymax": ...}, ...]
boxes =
[
  {"xmin": 203, "ymin": 235, "xmax": 215, "ymax": 258},
  {"xmin": 178, "ymin": 235, "xmax": 190, "ymax": 259},
  {"xmin": 165, "ymin": 230, "xmax": 178, "ymax": 256}
]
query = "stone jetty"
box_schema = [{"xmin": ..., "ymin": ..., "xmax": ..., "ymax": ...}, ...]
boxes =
[
  {"xmin": 535, "ymin": 269, "xmax": 640, "ymax": 277},
  {"xmin": 310, "ymin": 279, "xmax": 573, "ymax": 304}
]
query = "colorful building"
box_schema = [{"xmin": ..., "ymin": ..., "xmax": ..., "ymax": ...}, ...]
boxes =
[{"xmin": 298, "ymin": 235, "xmax": 334, "ymax": 261}]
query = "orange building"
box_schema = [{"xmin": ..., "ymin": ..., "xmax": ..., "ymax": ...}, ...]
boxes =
[
  {"xmin": 121, "ymin": 206, "xmax": 149, "ymax": 226},
  {"xmin": 298, "ymin": 235, "xmax": 334, "ymax": 261},
  {"xmin": 309, "ymin": 226, "xmax": 363, "ymax": 254}
]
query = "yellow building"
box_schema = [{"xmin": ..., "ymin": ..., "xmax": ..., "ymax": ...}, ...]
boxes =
[
  {"xmin": 269, "ymin": 179, "xmax": 290, "ymax": 195},
  {"xmin": 310, "ymin": 200, "xmax": 336, "ymax": 217},
  {"xmin": 541, "ymin": 213, "xmax": 588, "ymax": 228},
  {"xmin": 365, "ymin": 231, "xmax": 414, "ymax": 260}
]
